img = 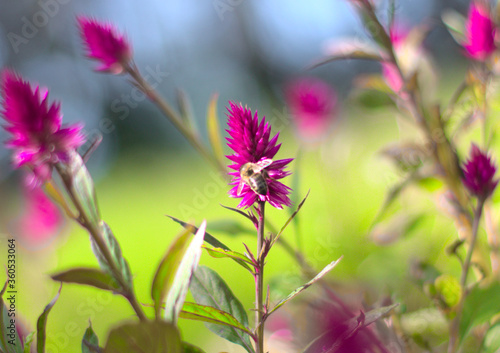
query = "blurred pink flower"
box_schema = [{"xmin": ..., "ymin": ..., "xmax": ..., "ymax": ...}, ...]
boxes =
[
  {"xmin": 78, "ymin": 16, "xmax": 133, "ymax": 74},
  {"xmin": 285, "ymin": 77, "xmax": 337, "ymax": 141},
  {"xmin": 462, "ymin": 144, "xmax": 498, "ymax": 200},
  {"xmin": 463, "ymin": 2, "xmax": 496, "ymax": 61},
  {"xmin": 1, "ymin": 70, "xmax": 86, "ymax": 187},
  {"xmin": 15, "ymin": 187, "xmax": 63, "ymax": 250},
  {"xmin": 382, "ymin": 26, "xmax": 408, "ymax": 93}
]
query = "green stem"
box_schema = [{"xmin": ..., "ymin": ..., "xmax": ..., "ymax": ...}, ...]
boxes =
[
  {"xmin": 448, "ymin": 198, "xmax": 485, "ymax": 353},
  {"xmin": 125, "ymin": 65, "xmax": 228, "ymax": 177},
  {"xmin": 55, "ymin": 164, "xmax": 147, "ymax": 322},
  {"xmin": 255, "ymin": 201, "xmax": 265, "ymax": 353}
]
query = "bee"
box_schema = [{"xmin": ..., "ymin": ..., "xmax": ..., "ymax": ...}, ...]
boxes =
[{"xmin": 238, "ymin": 159, "xmax": 273, "ymax": 196}]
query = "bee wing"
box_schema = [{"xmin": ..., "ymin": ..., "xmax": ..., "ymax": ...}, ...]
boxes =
[
  {"xmin": 254, "ymin": 159, "xmax": 273, "ymax": 172},
  {"xmin": 237, "ymin": 179, "xmax": 246, "ymax": 196}
]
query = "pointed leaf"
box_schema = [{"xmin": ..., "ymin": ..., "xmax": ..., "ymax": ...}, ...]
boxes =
[
  {"xmin": 51, "ymin": 268, "xmax": 121, "ymax": 292},
  {"xmin": 23, "ymin": 332, "xmax": 34, "ymax": 353},
  {"xmin": 202, "ymin": 246, "xmax": 255, "ymax": 274},
  {"xmin": 103, "ymin": 321, "xmax": 182, "ymax": 353},
  {"xmin": 167, "ymin": 215, "xmax": 230, "ymax": 250},
  {"xmin": 90, "ymin": 222, "xmax": 133, "ymax": 291},
  {"xmin": 37, "ymin": 285, "xmax": 62, "ymax": 353},
  {"xmin": 152, "ymin": 221, "xmax": 206, "ymax": 322},
  {"xmin": 267, "ymin": 258, "xmax": 341, "ymax": 317},
  {"xmin": 164, "ymin": 221, "xmax": 206, "ymax": 323},
  {"xmin": 442, "ymin": 9, "xmax": 466, "ymax": 44},
  {"xmin": 482, "ymin": 324, "xmax": 500, "ymax": 353},
  {"xmin": 180, "ymin": 302, "xmax": 254, "ymax": 337},
  {"xmin": 82, "ymin": 322, "xmax": 100, "ymax": 353},
  {"xmin": 176, "ymin": 89, "xmax": 198, "ymax": 134},
  {"xmin": 190, "ymin": 266, "xmax": 254, "ymax": 353},
  {"xmin": 309, "ymin": 46, "xmax": 383, "ymax": 69},
  {"xmin": 207, "ymin": 93, "xmax": 225, "ymax": 165},
  {"xmin": 0, "ymin": 279, "xmax": 23, "ymax": 353},
  {"xmin": 267, "ymin": 191, "xmax": 310, "ymax": 256}
]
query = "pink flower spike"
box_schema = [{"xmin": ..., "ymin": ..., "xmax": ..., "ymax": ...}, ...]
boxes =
[
  {"xmin": 78, "ymin": 16, "xmax": 132, "ymax": 74},
  {"xmin": 1, "ymin": 70, "xmax": 86, "ymax": 186},
  {"xmin": 285, "ymin": 77, "xmax": 337, "ymax": 142},
  {"xmin": 463, "ymin": 2, "xmax": 496, "ymax": 61},
  {"xmin": 462, "ymin": 144, "xmax": 498, "ymax": 200},
  {"xmin": 226, "ymin": 102, "xmax": 293, "ymax": 209}
]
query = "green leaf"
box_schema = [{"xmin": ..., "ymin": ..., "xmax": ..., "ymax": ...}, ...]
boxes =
[
  {"xmin": 103, "ymin": 321, "xmax": 182, "ymax": 353},
  {"xmin": 442, "ymin": 9, "xmax": 466, "ymax": 44},
  {"xmin": 166, "ymin": 215, "xmax": 230, "ymax": 250},
  {"xmin": 308, "ymin": 46, "xmax": 383, "ymax": 70},
  {"xmin": 434, "ymin": 274, "xmax": 461, "ymax": 309},
  {"xmin": 68, "ymin": 152, "xmax": 100, "ymax": 227},
  {"xmin": 206, "ymin": 93, "xmax": 225, "ymax": 166},
  {"xmin": 51, "ymin": 268, "xmax": 121, "ymax": 293},
  {"xmin": 82, "ymin": 322, "xmax": 100, "ymax": 353},
  {"xmin": 267, "ymin": 258, "xmax": 341, "ymax": 317},
  {"xmin": 190, "ymin": 266, "xmax": 254, "ymax": 353},
  {"xmin": 152, "ymin": 221, "xmax": 206, "ymax": 322},
  {"xmin": 459, "ymin": 283, "xmax": 500, "ymax": 343},
  {"xmin": 202, "ymin": 246, "xmax": 255, "ymax": 274},
  {"xmin": 182, "ymin": 342, "xmax": 206, "ymax": 353},
  {"xmin": 302, "ymin": 304, "xmax": 398, "ymax": 353},
  {"xmin": 482, "ymin": 324, "xmax": 500, "ymax": 353},
  {"xmin": 0, "ymin": 279, "xmax": 23, "ymax": 353},
  {"xmin": 23, "ymin": 332, "xmax": 34, "ymax": 353},
  {"xmin": 180, "ymin": 302, "xmax": 254, "ymax": 337},
  {"xmin": 90, "ymin": 222, "xmax": 133, "ymax": 291},
  {"xmin": 267, "ymin": 191, "xmax": 310, "ymax": 256},
  {"xmin": 37, "ymin": 285, "xmax": 62, "ymax": 353}
]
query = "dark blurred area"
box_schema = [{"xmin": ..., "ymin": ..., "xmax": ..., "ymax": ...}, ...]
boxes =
[{"xmin": 0, "ymin": 0, "xmax": 470, "ymax": 180}]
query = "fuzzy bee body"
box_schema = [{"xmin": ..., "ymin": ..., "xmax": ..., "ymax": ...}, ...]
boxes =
[{"xmin": 238, "ymin": 159, "xmax": 273, "ymax": 196}]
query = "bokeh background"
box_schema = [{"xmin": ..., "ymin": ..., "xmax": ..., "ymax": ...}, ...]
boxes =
[{"xmin": 0, "ymin": 0, "xmax": 476, "ymax": 352}]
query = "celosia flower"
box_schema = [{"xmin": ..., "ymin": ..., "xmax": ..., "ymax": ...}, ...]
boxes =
[
  {"xmin": 462, "ymin": 144, "xmax": 498, "ymax": 199},
  {"xmin": 285, "ymin": 77, "xmax": 337, "ymax": 141},
  {"xmin": 78, "ymin": 16, "xmax": 132, "ymax": 74},
  {"xmin": 226, "ymin": 102, "xmax": 293, "ymax": 209},
  {"xmin": 1, "ymin": 70, "xmax": 85, "ymax": 187},
  {"xmin": 463, "ymin": 2, "xmax": 496, "ymax": 61},
  {"xmin": 382, "ymin": 26, "xmax": 408, "ymax": 93}
]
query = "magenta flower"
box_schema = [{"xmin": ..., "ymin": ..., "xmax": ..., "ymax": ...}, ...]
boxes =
[
  {"xmin": 1, "ymin": 70, "xmax": 86, "ymax": 187},
  {"xmin": 78, "ymin": 16, "xmax": 132, "ymax": 74},
  {"xmin": 285, "ymin": 77, "xmax": 337, "ymax": 141},
  {"xmin": 463, "ymin": 2, "xmax": 496, "ymax": 61},
  {"xmin": 382, "ymin": 25, "xmax": 408, "ymax": 93},
  {"xmin": 226, "ymin": 102, "xmax": 293, "ymax": 209},
  {"xmin": 462, "ymin": 144, "xmax": 498, "ymax": 200}
]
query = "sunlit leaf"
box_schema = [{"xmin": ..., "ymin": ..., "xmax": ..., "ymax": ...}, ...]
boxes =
[
  {"xmin": 37, "ymin": 285, "xmax": 62, "ymax": 353},
  {"xmin": 82, "ymin": 322, "xmax": 100, "ymax": 353},
  {"xmin": 103, "ymin": 321, "xmax": 182, "ymax": 353},
  {"xmin": 51, "ymin": 268, "xmax": 121, "ymax": 293},
  {"xmin": 267, "ymin": 258, "xmax": 341, "ymax": 317},
  {"xmin": 207, "ymin": 93, "xmax": 225, "ymax": 166},
  {"xmin": 482, "ymin": 324, "xmax": 500, "ymax": 353},
  {"xmin": 23, "ymin": 332, "xmax": 34, "ymax": 353},
  {"xmin": 190, "ymin": 266, "xmax": 254, "ymax": 353},
  {"xmin": 152, "ymin": 221, "xmax": 206, "ymax": 322},
  {"xmin": 434, "ymin": 274, "xmax": 461, "ymax": 309},
  {"xmin": 180, "ymin": 302, "xmax": 253, "ymax": 337},
  {"xmin": 166, "ymin": 215, "xmax": 230, "ymax": 250}
]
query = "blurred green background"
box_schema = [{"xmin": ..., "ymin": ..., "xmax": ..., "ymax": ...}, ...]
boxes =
[{"xmin": 0, "ymin": 0, "xmax": 489, "ymax": 351}]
